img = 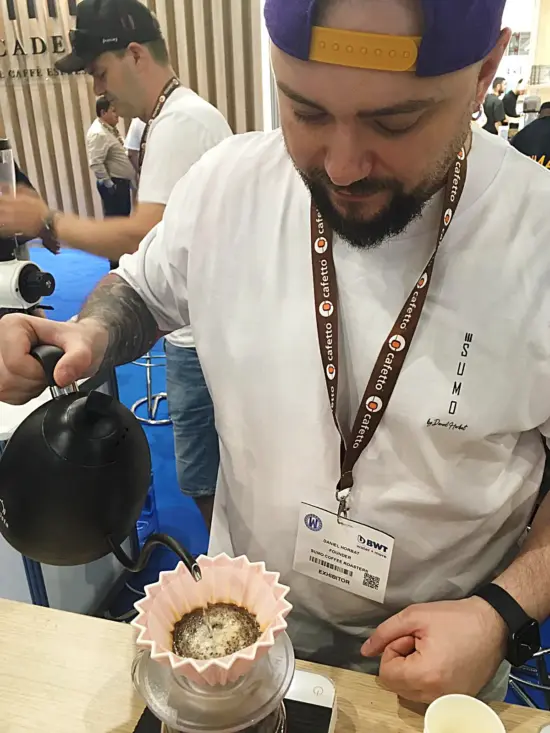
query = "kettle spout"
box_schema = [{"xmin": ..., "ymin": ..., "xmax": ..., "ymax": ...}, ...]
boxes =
[{"xmin": 108, "ymin": 533, "xmax": 202, "ymax": 581}]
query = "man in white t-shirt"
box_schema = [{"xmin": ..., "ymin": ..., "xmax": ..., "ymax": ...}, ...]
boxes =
[
  {"xmin": 124, "ymin": 118, "xmax": 146, "ymax": 176},
  {"xmin": 2, "ymin": 0, "xmax": 550, "ymax": 707},
  {"xmin": 0, "ymin": 0, "xmax": 231, "ymax": 265},
  {"xmin": 0, "ymin": 0, "xmax": 231, "ymax": 523}
]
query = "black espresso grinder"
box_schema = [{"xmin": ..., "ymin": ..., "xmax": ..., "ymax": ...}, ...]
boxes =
[{"xmin": 0, "ymin": 345, "xmax": 200, "ymax": 579}]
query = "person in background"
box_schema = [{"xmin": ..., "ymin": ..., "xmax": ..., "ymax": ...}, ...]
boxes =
[
  {"xmin": 512, "ymin": 101, "xmax": 550, "ymax": 168},
  {"xmin": 125, "ymin": 117, "xmax": 146, "ymax": 177},
  {"xmin": 523, "ymin": 94, "xmax": 542, "ymax": 127},
  {"xmin": 502, "ymin": 78, "xmax": 526, "ymax": 119},
  {"xmin": 483, "ymin": 76, "xmax": 507, "ymax": 134},
  {"xmin": 87, "ymin": 95, "xmax": 135, "ymax": 270},
  {"xmin": 0, "ymin": 162, "xmax": 38, "ymax": 260},
  {"xmin": 0, "ymin": 0, "xmax": 231, "ymax": 530},
  {"xmin": 0, "ymin": 162, "xmax": 48, "ymax": 318}
]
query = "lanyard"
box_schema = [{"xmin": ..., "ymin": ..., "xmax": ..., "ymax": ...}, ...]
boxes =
[
  {"xmin": 311, "ymin": 148, "xmax": 468, "ymax": 520},
  {"xmin": 138, "ymin": 77, "xmax": 182, "ymax": 173}
]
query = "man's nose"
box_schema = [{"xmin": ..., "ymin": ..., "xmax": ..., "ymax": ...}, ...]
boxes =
[{"xmin": 324, "ymin": 127, "xmax": 374, "ymax": 188}]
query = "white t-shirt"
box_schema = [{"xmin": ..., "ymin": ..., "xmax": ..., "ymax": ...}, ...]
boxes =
[
  {"xmin": 117, "ymin": 127, "xmax": 550, "ymax": 656},
  {"xmin": 124, "ymin": 118, "xmax": 146, "ymax": 152},
  {"xmin": 136, "ymin": 86, "xmax": 232, "ymax": 347}
]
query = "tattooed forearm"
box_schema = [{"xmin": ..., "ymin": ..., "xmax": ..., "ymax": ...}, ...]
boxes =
[{"xmin": 78, "ymin": 274, "xmax": 162, "ymax": 369}]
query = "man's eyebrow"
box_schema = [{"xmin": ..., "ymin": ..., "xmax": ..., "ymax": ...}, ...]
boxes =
[
  {"xmin": 277, "ymin": 82, "xmax": 326, "ymax": 110},
  {"xmin": 277, "ymin": 81, "xmax": 437, "ymax": 117}
]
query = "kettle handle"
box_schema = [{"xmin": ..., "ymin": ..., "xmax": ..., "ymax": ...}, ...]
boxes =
[{"xmin": 31, "ymin": 345, "xmax": 78, "ymax": 398}]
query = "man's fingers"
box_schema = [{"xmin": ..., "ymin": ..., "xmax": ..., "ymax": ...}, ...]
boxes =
[
  {"xmin": 362, "ymin": 608, "xmax": 420, "ymax": 657},
  {"xmin": 0, "ymin": 315, "xmax": 94, "ymax": 389},
  {"xmin": 379, "ymin": 646, "xmax": 425, "ymax": 699},
  {"xmin": 54, "ymin": 346, "xmax": 94, "ymax": 387},
  {"xmin": 0, "ymin": 376, "xmax": 49, "ymax": 405},
  {"xmin": 377, "ymin": 637, "xmax": 419, "ymax": 696},
  {"xmin": 0, "ymin": 316, "xmax": 44, "ymax": 381},
  {"xmin": 30, "ymin": 321, "xmax": 95, "ymax": 387},
  {"xmin": 379, "ymin": 643, "xmax": 448, "ymax": 704},
  {"xmin": 381, "ymin": 635, "xmax": 416, "ymax": 663},
  {"xmin": 0, "ymin": 315, "xmax": 105, "ymax": 405}
]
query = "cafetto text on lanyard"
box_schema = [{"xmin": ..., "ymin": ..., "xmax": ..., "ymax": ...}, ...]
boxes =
[
  {"xmin": 138, "ymin": 76, "xmax": 182, "ymax": 173},
  {"xmin": 311, "ymin": 148, "xmax": 468, "ymax": 521}
]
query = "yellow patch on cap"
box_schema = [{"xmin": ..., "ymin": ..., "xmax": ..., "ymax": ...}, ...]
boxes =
[{"xmin": 309, "ymin": 26, "xmax": 421, "ymax": 72}]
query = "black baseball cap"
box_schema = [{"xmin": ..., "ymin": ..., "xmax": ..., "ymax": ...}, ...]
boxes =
[{"xmin": 55, "ymin": 0, "xmax": 163, "ymax": 74}]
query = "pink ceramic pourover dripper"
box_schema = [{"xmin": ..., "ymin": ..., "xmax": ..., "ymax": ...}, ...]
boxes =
[{"xmin": 132, "ymin": 553, "xmax": 293, "ymax": 687}]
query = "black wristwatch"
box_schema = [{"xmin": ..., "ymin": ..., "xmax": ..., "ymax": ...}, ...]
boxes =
[{"xmin": 473, "ymin": 583, "xmax": 541, "ymax": 667}]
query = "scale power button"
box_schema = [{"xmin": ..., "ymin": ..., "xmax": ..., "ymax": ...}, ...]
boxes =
[{"xmin": 313, "ymin": 686, "xmax": 324, "ymax": 696}]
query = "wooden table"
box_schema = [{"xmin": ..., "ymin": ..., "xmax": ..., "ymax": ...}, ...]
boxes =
[{"xmin": 1, "ymin": 598, "xmax": 549, "ymax": 732}]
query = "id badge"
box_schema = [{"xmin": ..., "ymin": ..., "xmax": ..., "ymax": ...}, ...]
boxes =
[{"xmin": 293, "ymin": 503, "xmax": 394, "ymax": 603}]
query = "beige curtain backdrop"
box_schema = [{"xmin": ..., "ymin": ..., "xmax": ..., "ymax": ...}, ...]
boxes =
[{"xmin": 0, "ymin": 0, "xmax": 264, "ymax": 218}]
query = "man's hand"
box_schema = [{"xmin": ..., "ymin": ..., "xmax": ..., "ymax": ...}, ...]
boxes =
[
  {"xmin": 361, "ymin": 598, "xmax": 508, "ymax": 703},
  {"xmin": 0, "ymin": 314, "xmax": 109, "ymax": 405},
  {"xmin": 0, "ymin": 189, "xmax": 49, "ymax": 237},
  {"xmin": 99, "ymin": 180, "xmax": 117, "ymax": 195}
]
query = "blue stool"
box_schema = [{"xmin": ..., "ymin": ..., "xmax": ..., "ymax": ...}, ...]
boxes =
[{"xmin": 136, "ymin": 472, "xmax": 160, "ymax": 548}]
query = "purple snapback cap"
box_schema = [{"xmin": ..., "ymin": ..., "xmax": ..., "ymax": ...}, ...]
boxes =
[{"xmin": 264, "ymin": 0, "xmax": 507, "ymax": 77}]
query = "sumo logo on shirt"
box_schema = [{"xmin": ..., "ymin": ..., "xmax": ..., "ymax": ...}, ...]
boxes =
[
  {"xmin": 304, "ymin": 513, "xmax": 323, "ymax": 532},
  {"xmin": 319, "ymin": 301, "xmax": 334, "ymax": 317},
  {"xmin": 366, "ymin": 396, "xmax": 383, "ymax": 413},
  {"xmin": 389, "ymin": 334, "xmax": 406, "ymax": 352},
  {"xmin": 314, "ymin": 237, "xmax": 329, "ymax": 254},
  {"xmin": 417, "ymin": 273, "xmax": 428, "ymax": 289},
  {"xmin": 426, "ymin": 331, "xmax": 475, "ymax": 431},
  {"xmin": 326, "ymin": 364, "xmax": 336, "ymax": 380}
]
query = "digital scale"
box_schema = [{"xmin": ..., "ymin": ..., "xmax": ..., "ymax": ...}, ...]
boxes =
[{"xmin": 133, "ymin": 668, "xmax": 337, "ymax": 733}]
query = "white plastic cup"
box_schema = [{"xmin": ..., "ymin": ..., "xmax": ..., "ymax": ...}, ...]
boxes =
[{"xmin": 424, "ymin": 694, "xmax": 506, "ymax": 733}]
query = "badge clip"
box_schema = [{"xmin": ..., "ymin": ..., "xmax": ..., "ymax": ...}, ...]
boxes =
[
  {"xmin": 336, "ymin": 472, "xmax": 353, "ymax": 523},
  {"xmin": 336, "ymin": 489, "xmax": 350, "ymax": 523}
]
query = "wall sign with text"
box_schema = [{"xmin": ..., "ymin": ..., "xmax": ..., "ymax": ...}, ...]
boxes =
[
  {"xmin": 507, "ymin": 32, "xmax": 531, "ymax": 57},
  {"xmin": 0, "ymin": 0, "xmax": 83, "ymax": 85}
]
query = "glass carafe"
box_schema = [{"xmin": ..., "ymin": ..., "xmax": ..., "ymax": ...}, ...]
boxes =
[{"xmin": 132, "ymin": 631, "xmax": 295, "ymax": 733}]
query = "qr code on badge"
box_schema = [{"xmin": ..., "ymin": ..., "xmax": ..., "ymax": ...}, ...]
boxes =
[{"xmin": 363, "ymin": 571, "xmax": 380, "ymax": 591}]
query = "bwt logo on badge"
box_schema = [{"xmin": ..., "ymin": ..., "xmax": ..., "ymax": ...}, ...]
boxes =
[
  {"xmin": 358, "ymin": 534, "xmax": 388, "ymax": 553},
  {"xmin": 304, "ymin": 513, "xmax": 323, "ymax": 532}
]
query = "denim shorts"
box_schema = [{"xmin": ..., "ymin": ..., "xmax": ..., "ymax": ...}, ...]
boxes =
[{"xmin": 165, "ymin": 343, "xmax": 220, "ymax": 499}]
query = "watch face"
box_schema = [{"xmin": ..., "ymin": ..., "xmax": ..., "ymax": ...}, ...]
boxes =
[{"xmin": 511, "ymin": 619, "xmax": 541, "ymax": 667}]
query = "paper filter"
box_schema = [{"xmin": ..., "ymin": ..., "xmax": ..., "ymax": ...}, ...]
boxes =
[{"xmin": 131, "ymin": 553, "xmax": 292, "ymax": 686}]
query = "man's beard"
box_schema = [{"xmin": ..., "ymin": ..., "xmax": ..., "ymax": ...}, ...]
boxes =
[{"xmin": 295, "ymin": 129, "xmax": 470, "ymax": 251}]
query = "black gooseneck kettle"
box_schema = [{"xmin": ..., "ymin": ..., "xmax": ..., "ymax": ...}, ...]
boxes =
[{"xmin": 0, "ymin": 345, "xmax": 201, "ymax": 581}]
